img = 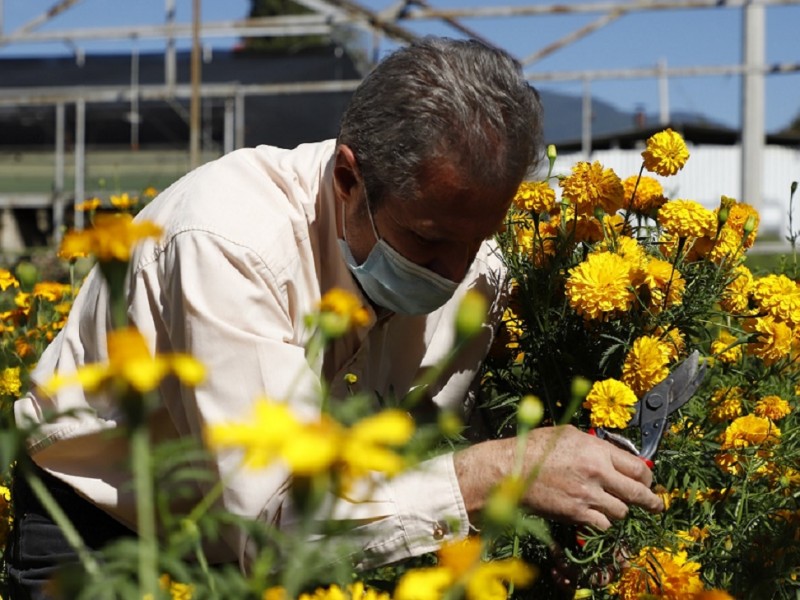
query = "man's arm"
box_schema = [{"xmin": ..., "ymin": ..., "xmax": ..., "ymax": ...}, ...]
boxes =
[{"xmin": 453, "ymin": 424, "xmax": 664, "ymax": 530}]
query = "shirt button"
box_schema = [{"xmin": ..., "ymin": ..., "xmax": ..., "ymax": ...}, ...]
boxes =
[{"xmin": 432, "ymin": 520, "xmax": 449, "ymax": 540}]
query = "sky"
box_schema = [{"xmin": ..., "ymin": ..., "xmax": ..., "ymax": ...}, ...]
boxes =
[{"xmin": 1, "ymin": 0, "xmax": 799, "ymax": 133}]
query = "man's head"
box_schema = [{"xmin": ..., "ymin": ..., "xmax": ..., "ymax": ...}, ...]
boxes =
[
  {"xmin": 337, "ymin": 37, "xmax": 543, "ymax": 209},
  {"xmin": 333, "ymin": 37, "xmax": 544, "ymax": 314}
]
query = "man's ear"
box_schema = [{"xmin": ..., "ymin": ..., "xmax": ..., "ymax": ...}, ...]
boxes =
[{"xmin": 333, "ymin": 144, "xmax": 361, "ymax": 206}]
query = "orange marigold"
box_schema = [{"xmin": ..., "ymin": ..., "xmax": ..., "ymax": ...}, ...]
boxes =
[
  {"xmin": 754, "ymin": 395, "xmax": 792, "ymax": 421},
  {"xmin": 559, "ymin": 161, "xmax": 624, "ymax": 216},
  {"xmin": 616, "ymin": 546, "xmax": 704, "ymax": 599}
]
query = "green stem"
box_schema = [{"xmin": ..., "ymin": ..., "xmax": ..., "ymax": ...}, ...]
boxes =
[{"xmin": 131, "ymin": 413, "xmax": 159, "ymax": 598}]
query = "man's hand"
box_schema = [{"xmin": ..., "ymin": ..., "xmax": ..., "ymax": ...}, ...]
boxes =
[{"xmin": 453, "ymin": 425, "xmax": 664, "ymax": 530}]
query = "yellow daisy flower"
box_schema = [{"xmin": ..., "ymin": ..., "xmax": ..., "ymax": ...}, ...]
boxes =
[
  {"xmin": 42, "ymin": 326, "xmax": 206, "ymax": 395},
  {"xmin": 58, "ymin": 213, "xmax": 163, "ymax": 262},
  {"xmin": 566, "ymin": 252, "xmax": 636, "ymax": 321},
  {"xmin": 559, "ymin": 161, "xmax": 624, "ymax": 216},
  {"xmin": 394, "ymin": 537, "xmax": 536, "ymax": 600},
  {"xmin": 583, "ymin": 378, "xmax": 638, "ymax": 429},
  {"xmin": 621, "ymin": 335, "xmax": 672, "ymax": 397},
  {"xmin": 641, "ymin": 128, "xmax": 690, "ymax": 176},
  {"xmin": 512, "ymin": 180, "xmax": 556, "ymax": 214},
  {"xmin": 616, "ymin": 546, "xmax": 704, "ymax": 599},
  {"xmin": 622, "ymin": 174, "xmax": 668, "ymax": 214},
  {"xmin": 657, "ymin": 199, "xmax": 716, "ymax": 238}
]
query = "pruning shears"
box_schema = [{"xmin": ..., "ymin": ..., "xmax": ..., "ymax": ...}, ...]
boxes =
[{"xmin": 591, "ymin": 350, "xmax": 707, "ymax": 468}]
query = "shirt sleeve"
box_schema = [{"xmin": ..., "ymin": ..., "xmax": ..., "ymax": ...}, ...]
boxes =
[{"xmin": 136, "ymin": 229, "xmax": 470, "ymax": 570}]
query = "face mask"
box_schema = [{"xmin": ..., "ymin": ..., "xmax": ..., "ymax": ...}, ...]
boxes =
[{"xmin": 338, "ymin": 194, "xmax": 459, "ymax": 316}]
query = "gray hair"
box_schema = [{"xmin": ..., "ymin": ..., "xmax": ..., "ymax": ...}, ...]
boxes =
[{"xmin": 337, "ymin": 37, "xmax": 544, "ymax": 207}]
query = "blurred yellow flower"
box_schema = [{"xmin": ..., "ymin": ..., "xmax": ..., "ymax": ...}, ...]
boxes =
[
  {"xmin": 142, "ymin": 186, "xmax": 159, "ymax": 199},
  {"xmin": 394, "ymin": 537, "xmax": 536, "ymax": 600},
  {"xmin": 754, "ymin": 395, "xmax": 792, "ymax": 421},
  {"xmin": 110, "ymin": 192, "xmax": 138, "ymax": 209},
  {"xmin": 616, "ymin": 546, "xmax": 703, "ymax": 599},
  {"xmin": 513, "ymin": 180, "xmax": 556, "ymax": 214},
  {"xmin": 657, "ymin": 200, "xmax": 716, "ymax": 238},
  {"xmin": 566, "ymin": 252, "xmax": 636, "ymax": 321},
  {"xmin": 58, "ymin": 213, "xmax": 163, "ymax": 262},
  {"xmin": 159, "ymin": 574, "xmax": 194, "ymax": 600},
  {"xmin": 0, "ymin": 269, "xmax": 19, "ymax": 291},
  {"xmin": 559, "ymin": 160, "xmax": 624, "ymax": 216},
  {"xmin": 42, "ymin": 326, "xmax": 205, "ymax": 395},
  {"xmin": 206, "ymin": 398, "xmax": 413, "ymax": 479},
  {"xmin": 676, "ymin": 525, "xmax": 710, "ymax": 546},
  {"xmin": 583, "ymin": 378, "xmax": 638, "ymax": 429},
  {"xmin": 0, "ymin": 484, "xmax": 12, "ymax": 543},
  {"xmin": 642, "ymin": 128, "xmax": 690, "ymax": 176},
  {"xmin": 288, "ymin": 582, "xmax": 390, "ymax": 600},
  {"xmin": 32, "ymin": 282, "xmax": 72, "ymax": 302},
  {"xmin": 622, "ymin": 174, "xmax": 667, "ymax": 214},
  {"xmin": 317, "ymin": 288, "xmax": 372, "ymax": 337},
  {"xmin": 75, "ymin": 197, "xmax": 102, "ymax": 212},
  {"xmin": 621, "ymin": 335, "xmax": 672, "ymax": 397},
  {"xmin": 0, "ymin": 367, "xmax": 22, "ymax": 396}
]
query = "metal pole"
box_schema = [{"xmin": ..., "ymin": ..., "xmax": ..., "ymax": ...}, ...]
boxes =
[
  {"xmin": 130, "ymin": 41, "xmax": 140, "ymax": 150},
  {"xmin": 582, "ymin": 77, "xmax": 592, "ymax": 159},
  {"xmin": 224, "ymin": 98, "xmax": 234, "ymax": 155},
  {"xmin": 165, "ymin": 0, "xmax": 176, "ymax": 96},
  {"xmin": 54, "ymin": 102, "xmax": 65, "ymax": 241},
  {"xmin": 74, "ymin": 98, "xmax": 85, "ymax": 230},
  {"xmin": 741, "ymin": 2, "xmax": 765, "ymax": 210},
  {"xmin": 189, "ymin": 0, "xmax": 201, "ymax": 169},
  {"xmin": 234, "ymin": 88, "xmax": 245, "ymax": 150},
  {"xmin": 658, "ymin": 58, "xmax": 670, "ymax": 125}
]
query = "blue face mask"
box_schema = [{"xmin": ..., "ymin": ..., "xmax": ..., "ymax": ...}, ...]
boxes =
[{"xmin": 338, "ymin": 196, "xmax": 459, "ymax": 316}]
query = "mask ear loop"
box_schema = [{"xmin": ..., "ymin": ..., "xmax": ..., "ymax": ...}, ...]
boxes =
[{"xmin": 342, "ymin": 181, "xmax": 381, "ymax": 245}]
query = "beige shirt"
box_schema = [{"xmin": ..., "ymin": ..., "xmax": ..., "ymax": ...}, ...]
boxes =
[{"xmin": 15, "ymin": 140, "xmax": 508, "ymax": 569}]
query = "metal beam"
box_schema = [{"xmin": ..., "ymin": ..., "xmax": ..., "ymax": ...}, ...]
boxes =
[{"xmin": 522, "ymin": 9, "xmax": 624, "ymax": 66}]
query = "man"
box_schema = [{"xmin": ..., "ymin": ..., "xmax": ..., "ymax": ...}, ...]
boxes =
[{"xmin": 9, "ymin": 37, "xmax": 662, "ymax": 595}]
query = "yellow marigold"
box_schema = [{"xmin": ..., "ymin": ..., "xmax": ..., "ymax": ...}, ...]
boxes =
[
  {"xmin": 621, "ymin": 335, "xmax": 672, "ymax": 397},
  {"xmin": 0, "ymin": 269, "xmax": 20, "ymax": 291},
  {"xmin": 744, "ymin": 315, "xmax": 793, "ymax": 366},
  {"xmin": 695, "ymin": 591, "xmax": 735, "ymax": 600},
  {"xmin": 513, "ymin": 180, "xmax": 556, "ymax": 214},
  {"xmin": 394, "ymin": 537, "xmax": 536, "ymax": 600},
  {"xmin": 616, "ymin": 546, "xmax": 703, "ymax": 599},
  {"xmin": 566, "ymin": 252, "xmax": 637, "ymax": 321},
  {"xmin": 559, "ymin": 161, "xmax": 624, "ymax": 216},
  {"xmin": 0, "ymin": 367, "xmax": 21, "ymax": 397},
  {"xmin": 707, "ymin": 227, "xmax": 745, "ymax": 266},
  {"xmin": 0, "ymin": 484, "xmax": 12, "ymax": 543},
  {"xmin": 597, "ymin": 234, "xmax": 646, "ymax": 266},
  {"xmin": 532, "ymin": 219, "xmax": 559, "ymax": 267},
  {"xmin": 296, "ymin": 582, "xmax": 391, "ymax": 600},
  {"xmin": 711, "ymin": 329, "xmax": 743, "ymax": 365},
  {"xmin": 657, "ymin": 199, "xmax": 716, "ymax": 238},
  {"xmin": 75, "ymin": 197, "xmax": 102, "ymax": 212},
  {"xmin": 110, "ymin": 192, "xmax": 138, "ymax": 209},
  {"xmin": 513, "ymin": 215, "xmax": 535, "ymax": 255},
  {"xmin": 641, "ymin": 128, "xmax": 690, "ymax": 176},
  {"xmin": 159, "ymin": 574, "xmax": 193, "ymax": 600},
  {"xmin": 655, "ymin": 327, "xmax": 685, "ymax": 361},
  {"xmin": 317, "ymin": 287, "xmax": 372, "ymax": 337},
  {"xmin": 675, "ymin": 525, "xmax": 710, "ymax": 546},
  {"xmin": 719, "ymin": 414, "xmax": 781, "ymax": 450},
  {"xmin": 641, "ymin": 257, "xmax": 685, "ymax": 313},
  {"xmin": 709, "ymin": 386, "xmax": 744, "ymax": 424},
  {"xmin": 622, "ymin": 174, "xmax": 668, "ymax": 215},
  {"xmin": 142, "ymin": 186, "xmax": 159, "ymax": 199},
  {"xmin": 42, "ymin": 326, "xmax": 206, "ymax": 395},
  {"xmin": 754, "ymin": 395, "xmax": 792, "ymax": 421},
  {"xmin": 32, "ymin": 282, "xmax": 72, "ymax": 303},
  {"xmin": 583, "ymin": 378, "xmax": 638, "ymax": 429},
  {"xmin": 558, "ymin": 208, "xmax": 603, "ymax": 244},
  {"xmin": 721, "ymin": 197, "xmax": 760, "ymax": 249},
  {"xmin": 58, "ymin": 213, "xmax": 163, "ymax": 262},
  {"xmin": 751, "ymin": 274, "xmax": 800, "ymax": 326},
  {"xmin": 720, "ymin": 265, "xmax": 753, "ymax": 314}
]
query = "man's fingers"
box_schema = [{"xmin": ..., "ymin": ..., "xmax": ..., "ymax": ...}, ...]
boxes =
[
  {"xmin": 604, "ymin": 458, "xmax": 665, "ymax": 514},
  {"xmin": 608, "ymin": 446, "xmax": 654, "ymax": 486}
]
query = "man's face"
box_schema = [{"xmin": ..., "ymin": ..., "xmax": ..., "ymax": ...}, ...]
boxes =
[{"xmin": 347, "ymin": 160, "xmax": 514, "ymax": 284}]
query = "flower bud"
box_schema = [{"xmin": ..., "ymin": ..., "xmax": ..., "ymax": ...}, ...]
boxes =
[
  {"xmin": 571, "ymin": 376, "xmax": 592, "ymax": 401},
  {"xmin": 518, "ymin": 395, "xmax": 544, "ymax": 427},
  {"xmin": 455, "ymin": 290, "xmax": 488, "ymax": 341},
  {"xmin": 438, "ymin": 411, "xmax": 463, "ymax": 438},
  {"xmin": 547, "ymin": 144, "xmax": 557, "ymax": 161},
  {"xmin": 743, "ymin": 215, "xmax": 757, "ymax": 237}
]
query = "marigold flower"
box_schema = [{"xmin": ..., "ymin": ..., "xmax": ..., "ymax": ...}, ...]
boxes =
[
  {"xmin": 32, "ymin": 282, "xmax": 72, "ymax": 303},
  {"xmin": 711, "ymin": 330, "xmax": 743, "ymax": 365},
  {"xmin": 641, "ymin": 257, "xmax": 685, "ymax": 313},
  {"xmin": 754, "ymin": 395, "xmax": 791, "ymax": 421},
  {"xmin": 58, "ymin": 213, "xmax": 163, "ymax": 262},
  {"xmin": 719, "ymin": 414, "xmax": 781, "ymax": 450},
  {"xmin": 657, "ymin": 200, "xmax": 716, "ymax": 238},
  {"xmin": 513, "ymin": 180, "xmax": 556, "ymax": 214},
  {"xmin": 720, "ymin": 198, "xmax": 760, "ymax": 248},
  {"xmin": 694, "ymin": 590, "xmax": 736, "ymax": 600},
  {"xmin": 752, "ymin": 274, "xmax": 800, "ymax": 326},
  {"xmin": 583, "ymin": 378, "xmax": 638, "ymax": 429},
  {"xmin": 0, "ymin": 269, "xmax": 20, "ymax": 291},
  {"xmin": 655, "ymin": 327, "xmax": 685, "ymax": 361},
  {"xmin": 743, "ymin": 315, "xmax": 793, "ymax": 366},
  {"xmin": 110, "ymin": 192, "xmax": 138, "ymax": 209},
  {"xmin": 317, "ymin": 288, "xmax": 372, "ymax": 336},
  {"xmin": 142, "ymin": 186, "xmax": 159, "ymax": 199},
  {"xmin": 709, "ymin": 386, "xmax": 744, "ymax": 423},
  {"xmin": 622, "ymin": 174, "xmax": 668, "ymax": 215},
  {"xmin": 75, "ymin": 197, "xmax": 102, "ymax": 212},
  {"xmin": 0, "ymin": 367, "xmax": 22, "ymax": 397},
  {"xmin": 675, "ymin": 525, "xmax": 711, "ymax": 546},
  {"xmin": 289, "ymin": 582, "xmax": 390, "ymax": 600},
  {"xmin": 0, "ymin": 484, "xmax": 12, "ymax": 550},
  {"xmin": 642, "ymin": 128, "xmax": 690, "ymax": 176},
  {"xmin": 159, "ymin": 574, "xmax": 193, "ymax": 600},
  {"xmin": 566, "ymin": 252, "xmax": 637, "ymax": 321},
  {"xmin": 559, "ymin": 161, "xmax": 624, "ymax": 216},
  {"xmin": 558, "ymin": 207, "xmax": 603, "ymax": 244},
  {"xmin": 621, "ymin": 335, "xmax": 672, "ymax": 397},
  {"xmin": 42, "ymin": 326, "xmax": 205, "ymax": 395},
  {"xmin": 720, "ymin": 265, "xmax": 753, "ymax": 314},
  {"xmin": 394, "ymin": 537, "xmax": 536, "ymax": 600},
  {"xmin": 616, "ymin": 546, "xmax": 703, "ymax": 599}
]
